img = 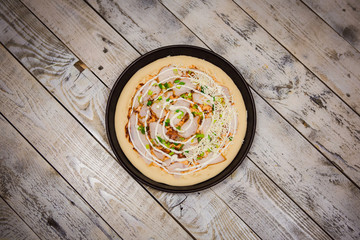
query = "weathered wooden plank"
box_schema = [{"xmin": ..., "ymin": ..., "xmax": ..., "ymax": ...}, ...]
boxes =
[
  {"xmin": 0, "ymin": 115, "xmax": 122, "ymax": 239},
  {"xmin": 0, "ymin": 1, "xmax": 259, "ymax": 238},
  {"xmin": 3, "ymin": 0, "xmax": 336, "ymax": 238},
  {"xmin": 161, "ymin": 0, "xmax": 360, "ymax": 187},
  {"xmin": 20, "ymin": 0, "xmax": 139, "ymax": 86},
  {"xmin": 302, "ymin": 0, "xmax": 360, "ymax": 52},
  {"xmin": 151, "ymin": 157, "xmax": 332, "ymax": 240},
  {"xmin": 86, "ymin": 0, "xmax": 206, "ymax": 53},
  {"xmin": 0, "ymin": 0, "xmax": 111, "ymax": 153},
  {"xmin": 0, "ymin": 45, "xmax": 191, "ymax": 240},
  {"xmin": 233, "ymin": 0, "xmax": 360, "ymax": 114},
  {"xmin": 0, "ymin": 197, "xmax": 39, "ymax": 240}
]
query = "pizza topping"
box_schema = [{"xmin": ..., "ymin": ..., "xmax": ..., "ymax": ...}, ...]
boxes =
[{"xmin": 127, "ymin": 65, "xmax": 238, "ymax": 175}]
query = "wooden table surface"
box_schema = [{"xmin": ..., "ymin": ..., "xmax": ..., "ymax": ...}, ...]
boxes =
[{"xmin": 1, "ymin": 0, "xmax": 359, "ymax": 239}]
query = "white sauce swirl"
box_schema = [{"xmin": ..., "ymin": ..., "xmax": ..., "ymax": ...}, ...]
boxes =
[{"xmin": 127, "ymin": 66, "xmax": 237, "ymax": 175}]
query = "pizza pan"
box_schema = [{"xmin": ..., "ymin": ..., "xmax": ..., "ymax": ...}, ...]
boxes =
[{"xmin": 106, "ymin": 45, "xmax": 256, "ymax": 193}]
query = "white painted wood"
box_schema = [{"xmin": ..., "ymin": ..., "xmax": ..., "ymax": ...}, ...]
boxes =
[
  {"xmin": 161, "ymin": 0, "xmax": 360, "ymax": 187},
  {"xmin": 0, "ymin": 115, "xmax": 122, "ymax": 239},
  {"xmin": 20, "ymin": 0, "xmax": 139, "ymax": 87},
  {"xmin": 0, "ymin": 197, "xmax": 39, "ymax": 240},
  {"xmin": 302, "ymin": 0, "xmax": 360, "ymax": 52},
  {"xmin": 0, "ymin": 0, "xmax": 111, "ymax": 153},
  {"xmin": 87, "ymin": 0, "xmax": 206, "ymax": 53},
  {"xmin": 151, "ymin": 158, "xmax": 332, "ymax": 240},
  {"xmin": 233, "ymin": 0, "xmax": 360, "ymax": 114},
  {"xmin": 0, "ymin": 45, "xmax": 191, "ymax": 240}
]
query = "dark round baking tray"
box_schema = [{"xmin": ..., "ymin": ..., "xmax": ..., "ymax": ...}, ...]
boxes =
[{"xmin": 106, "ymin": 45, "xmax": 256, "ymax": 193}]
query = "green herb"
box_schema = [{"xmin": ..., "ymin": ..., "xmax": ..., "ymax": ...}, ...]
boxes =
[
  {"xmin": 166, "ymin": 98, "xmax": 170, "ymax": 102},
  {"xmin": 175, "ymin": 109, "xmax": 180, "ymax": 113},
  {"xmin": 181, "ymin": 94, "xmax": 186, "ymax": 98},
  {"xmin": 176, "ymin": 126, "xmax": 181, "ymax": 130},
  {"xmin": 176, "ymin": 86, "xmax": 181, "ymax": 89},
  {"xmin": 229, "ymin": 136, "xmax": 233, "ymax": 141},
  {"xmin": 138, "ymin": 126, "xmax": 145, "ymax": 134},
  {"xmin": 165, "ymin": 118, "xmax": 170, "ymax": 126},
  {"xmin": 196, "ymin": 133, "xmax": 204, "ymax": 138},
  {"xmin": 169, "ymin": 152, "xmax": 174, "ymax": 156},
  {"xmin": 147, "ymin": 100, "xmax": 153, "ymax": 106},
  {"xmin": 174, "ymin": 79, "xmax": 180, "ymax": 83},
  {"xmin": 174, "ymin": 143, "xmax": 179, "ymax": 146},
  {"xmin": 159, "ymin": 83, "xmax": 164, "ymax": 89},
  {"xmin": 164, "ymin": 82, "xmax": 170, "ymax": 89},
  {"xmin": 179, "ymin": 82, "xmax": 185, "ymax": 85},
  {"xmin": 177, "ymin": 111, "xmax": 184, "ymax": 119},
  {"xmin": 157, "ymin": 136, "xmax": 165, "ymax": 144},
  {"xmin": 146, "ymin": 144, "xmax": 150, "ymax": 149},
  {"xmin": 207, "ymin": 148, "xmax": 212, "ymax": 152},
  {"xmin": 158, "ymin": 96, "xmax": 162, "ymax": 100},
  {"xmin": 173, "ymin": 69, "xmax": 178, "ymax": 75},
  {"xmin": 185, "ymin": 150, "xmax": 189, "ymax": 153},
  {"xmin": 194, "ymin": 104, "xmax": 198, "ymax": 109},
  {"xmin": 148, "ymin": 90, "xmax": 153, "ymax": 95}
]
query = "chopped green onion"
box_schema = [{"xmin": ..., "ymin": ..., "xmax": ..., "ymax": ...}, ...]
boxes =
[
  {"xmin": 176, "ymin": 86, "xmax": 181, "ymax": 89},
  {"xmin": 176, "ymin": 126, "xmax": 181, "ymax": 130},
  {"xmin": 212, "ymin": 104, "xmax": 214, "ymax": 111},
  {"xmin": 159, "ymin": 83, "xmax": 164, "ymax": 89},
  {"xmin": 158, "ymin": 96, "xmax": 162, "ymax": 100},
  {"xmin": 164, "ymin": 82, "xmax": 170, "ymax": 89},
  {"xmin": 146, "ymin": 144, "xmax": 150, "ymax": 149},
  {"xmin": 229, "ymin": 136, "xmax": 233, "ymax": 141},
  {"xmin": 194, "ymin": 104, "xmax": 198, "ymax": 109},
  {"xmin": 165, "ymin": 118, "xmax": 170, "ymax": 126},
  {"xmin": 187, "ymin": 70, "xmax": 193, "ymax": 75},
  {"xmin": 157, "ymin": 136, "xmax": 165, "ymax": 144},
  {"xmin": 169, "ymin": 152, "xmax": 174, "ymax": 156},
  {"xmin": 138, "ymin": 95, "xmax": 142, "ymax": 102},
  {"xmin": 220, "ymin": 114, "xmax": 222, "ymax": 118},
  {"xmin": 207, "ymin": 148, "xmax": 212, "ymax": 152},
  {"xmin": 179, "ymin": 82, "xmax": 185, "ymax": 85},
  {"xmin": 147, "ymin": 100, "xmax": 153, "ymax": 106},
  {"xmin": 185, "ymin": 150, "xmax": 189, "ymax": 153},
  {"xmin": 173, "ymin": 69, "xmax": 178, "ymax": 74},
  {"xmin": 148, "ymin": 90, "xmax": 153, "ymax": 95},
  {"xmin": 174, "ymin": 79, "xmax": 180, "ymax": 83},
  {"xmin": 179, "ymin": 144, "xmax": 184, "ymax": 150},
  {"xmin": 199, "ymin": 152, "xmax": 204, "ymax": 157},
  {"xmin": 175, "ymin": 109, "xmax": 180, "ymax": 113},
  {"xmin": 174, "ymin": 143, "xmax": 179, "ymax": 146},
  {"xmin": 196, "ymin": 133, "xmax": 204, "ymax": 138},
  {"xmin": 179, "ymin": 137, "xmax": 185, "ymax": 141},
  {"xmin": 208, "ymin": 135, "xmax": 211, "ymax": 141},
  {"xmin": 138, "ymin": 126, "xmax": 145, "ymax": 134},
  {"xmin": 166, "ymin": 98, "xmax": 170, "ymax": 102},
  {"xmin": 152, "ymin": 83, "xmax": 158, "ymax": 86}
]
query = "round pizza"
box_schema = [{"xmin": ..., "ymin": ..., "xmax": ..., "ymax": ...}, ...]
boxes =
[{"xmin": 115, "ymin": 55, "xmax": 247, "ymax": 186}]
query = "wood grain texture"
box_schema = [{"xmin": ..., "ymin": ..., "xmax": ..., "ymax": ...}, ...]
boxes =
[
  {"xmin": 0, "ymin": 45, "xmax": 191, "ymax": 240},
  {"xmin": 0, "ymin": 115, "xmax": 121, "ymax": 240},
  {"xmin": 161, "ymin": 0, "xmax": 360, "ymax": 187},
  {"xmin": 302, "ymin": 0, "xmax": 360, "ymax": 52},
  {"xmin": 245, "ymin": 90, "xmax": 360, "ymax": 239},
  {"xmin": 0, "ymin": 1, "xmax": 259, "ymax": 238},
  {"xmin": 86, "ymin": 0, "xmax": 206, "ymax": 53},
  {"xmin": 21, "ymin": 0, "xmax": 139, "ymax": 86},
  {"xmin": 151, "ymin": 158, "xmax": 332, "ymax": 240},
  {"xmin": 0, "ymin": 0, "xmax": 111, "ymax": 153},
  {"xmin": 0, "ymin": 197, "xmax": 39, "ymax": 240},
  {"xmin": 233, "ymin": 0, "xmax": 360, "ymax": 114}
]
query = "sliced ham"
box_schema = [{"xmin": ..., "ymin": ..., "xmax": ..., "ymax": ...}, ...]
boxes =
[
  {"xmin": 179, "ymin": 116, "xmax": 199, "ymax": 138},
  {"xmin": 173, "ymin": 99, "xmax": 190, "ymax": 108},
  {"xmin": 193, "ymin": 92, "xmax": 210, "ymax": 105},
  {"xmin": 141, "ymin": 84, "xmax": 160, "ymax": 102},
  {"xmin": 200, "ymin": 117, "xmax": 212, "ymax": 134},
  {"xmin": 129, "ymin": 113, "xmax": 152, "ymax": 161},
  {"xmin": 158, "ymin": 66, "xmax": 177, "ymax": 83},
  {"xmin": 197, "ymin": 153, "xmax": 225, "ymax": 165},
  {"xmin": 166, "ymin": 162, "xmax": 186, "ymax": 172},
  {"xmin": 151, "ymin": 102, "xmax": 164, "ymax": 118},
  {"xmin": 153, "ymin": 150, "xmax": 166, "ymax": 161},
  {"xmin": 139, "ymin": 105, "xmax": 149, "ymax": 117},
  {"xmin": 173, "ymin": 78, "xmax": 195, "ymax": 96}
]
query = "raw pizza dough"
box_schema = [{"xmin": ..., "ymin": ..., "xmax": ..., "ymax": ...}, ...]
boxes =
[{"xmin": 115, "ymin": 55, "xmax": 247, "ymax": 186}]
